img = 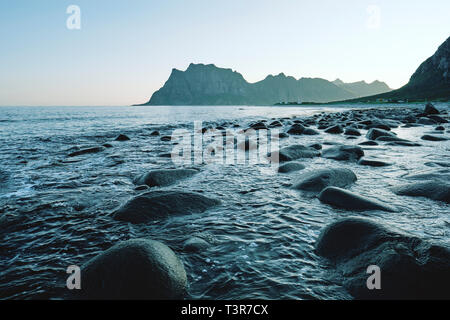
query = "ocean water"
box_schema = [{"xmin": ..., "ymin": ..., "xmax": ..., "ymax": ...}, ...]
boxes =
[{"xmin": 0, "ymin": 104, "xmax": 449, "ymax": 299}]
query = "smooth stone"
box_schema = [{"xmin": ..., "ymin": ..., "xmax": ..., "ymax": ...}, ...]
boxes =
[
  {"xmin": 324, "ymin": 124, "xmax": 344, "ymax": 134},
  {"xmin": 302, "ymin": 128, "xmax": 319, "ymax": 135},
  {"xmin": 385, "ymin": 141, "xmax": 422, "ymax": 147},
  {"xmin": 358, "ymin": 158, "xmax": 391, "ymax": 167},
  {"xmin": 392, "ymin": 181, "xmax": 450, "ymax": 203},
  {"xmin": 315, "ymin": 217, "xmax": 450, "ymax": 299},
  {"xmin": 366, "ymin": 128, "xmax": 396, "ymax": 140},
  {"xmin": 428, "ymin": 115, "xmax": 448, "ymax": 124},
  {"xmin": 322, "ymin": 145, "xmax": 364, "ymax": 161},
  {"xmin": 318, "ymin": 187, "xmax": 395, "ymax": 212},
  {"xmin": 418, "ymin": 117, "xmax": 437, "ymax": 125},
  {"xmin": 161, "ymin": 136, "xmax": 172, "ymax": 141},
  {"xmin": 435, "ymin": 126, "xmax": 445, "ymax": 131},
  {"xmin": 81, "ymin": 239, "xmax": 187, "ymax": 299},
  {"xmin": 308, "ymin": 143, "xmax": 322, "ymax": 150},
  {"xmin": 278, "ymin": 162, "xmax": 306, "ymax": 173},
  {"xmin": 150, "ymin": 130, "xmax": 160, "ymax": 136},
  {"xmin": 115, "ymin": 134, "xmax": 131, "ymax": 141},
  {"xmin": 134, "ymin": 169, "xmax": 198, "ymax": 187},
  {"xmin": 292, "ymin": 168, "xmax": 357, "ymax": 192},
  {"xmin": 344, "ymin": 128, "xmax": 361, "ymax": 136},
  {"xmin": 358, "ymin": 141, "xmax": 378, "ymax": 146},
  {"xmin": 183, "ymin": 237, "xmax": 210, "ymax": 252},
  {"xmin": 278, "ymin": 132, "xmax": 289, "ymax": 138},
  {"xmin": 269, "ymin": 145, "xmax": 320, "ymax": 162},
  {"xmin": 113, "ymin": 191, "xmax": 220, "ymax": 223},
  {"xmin": 287, "ymin": 124, "xmax": 305, "ymax": 135},
  {"xmin": 421, "ymin": 134, "xmax": 448, "ymax": 141},
  {"xmin": 68, "ymin": 146, "xmax": 105, "ymax": 157}
]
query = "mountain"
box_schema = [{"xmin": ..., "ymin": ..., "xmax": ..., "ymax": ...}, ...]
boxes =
[
  {"xmin": 332, "ymin": 79, "xmax": 391, "ymax": 98},
  {"xmin": 341, "ymin": 36, "xmax": 450, "ymax": 102},
  {"xmin": 139, "ymin": 63, "xmax": 391, "ymax": 105}
]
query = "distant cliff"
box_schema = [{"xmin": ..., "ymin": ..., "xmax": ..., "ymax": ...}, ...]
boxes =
[
  {"xmin": 342, "ymin": 36, "xmax": 450, "ymax": 102},
  {"xmin": 332, "ymin": 79, "xmax": 392, "ymax": 98},
  {"xmin": 139, "ymin": 63, "xmax": 391, "ymax": 105}
]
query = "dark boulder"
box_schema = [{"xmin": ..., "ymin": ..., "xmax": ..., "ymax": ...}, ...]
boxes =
[
  {"xmin": 292, "ymin": 168, "xmax": 357, "ymax": 192},
  {"xmin": 113, "ymin": 191, "xmax": 220, "ymax": 223},
  {"xmin": 324, "ymin": 125, "xmax": 344, "ymax": 134},
  {"xmin": 392, "ymin": 181, "xmax": 450, "ymax": 203},
  {"xmin": 315, "ymin": 217, "xmax": 450, "ymax": 299},
  {"xmin": 150, "ymin": 130, "xmax": 160, "ymax": 136},
  {"xmin": 358, "ymin": 158, "xmax": 391, "ymax": 167},
  {"xmin": 115, "ymin": 134, "xmax": 131, "ymax": 141},
  {"xmin": 81, "ymin": 239, "xmax": 187, "ymax": 299},
  {"xmin": 183, "ymin": 237, "xmax": 210, "ymax": 252},
  {"xmin": 278, "ymin": 162, "xmax": 306, "ymax": 173},
  {"xmin": 322, "ymin": 145, "xmax": 364, "ymax": 161},
  {"xmin": 68, "ymin": 146, "xmax": 105, "ymax": 157},
  {"xmin": 421, "ymin": 134, "xmax": 448, "ymax": 141},
  {"xmin": 269, "ymin": 145, "xmax": 320, "ymax": 162},
  {"xmin": 358, "ymin": 141, "xmax": 378, "ymax": 146},
  {"xmin": 302, "ymin": 128, "xmax": 320, "ymax": 135},
  {"xmin": 366, "ymin": 128, "xmax": 396, "ymax": 140},
  {"xmin": 318, "ymin": 187, "xmax": 395, "ymax": 212},
  {"xmin": 287, "ymin": 124, "xmax": 305, "ymax": 135},
  {"xmin": 418, "ymin": 117, "xmax": 437, "ymax": 125},
  {"xmin": 344, "ymin": 128, "xmax": 361, "ymax": 136},
  {"xmin": 424, "ymin": 103, "xmax": 440, "ymax": 115},
  {"xmin": 134, "ymin": 169, "xmax": 198, "ymax": 187}
]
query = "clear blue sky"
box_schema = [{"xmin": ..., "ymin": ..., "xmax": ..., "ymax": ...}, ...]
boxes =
[{"xmin": 0, "ymin": 0, "xmax": 449, "ymax": 106}]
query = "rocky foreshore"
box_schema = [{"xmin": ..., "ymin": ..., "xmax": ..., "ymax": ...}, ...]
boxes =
[
  {"xmin": 60, "ymin": 103, "xmax": 449, "ymax": 300},
  {"xmin": 1, "ymin": 103, "xmax": 449, "ymax": 300}
]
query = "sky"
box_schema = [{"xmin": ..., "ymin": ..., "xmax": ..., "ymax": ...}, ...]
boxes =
[{"xmin": 0, "ymin": 0, "xmax": 449, "ymax": 106}]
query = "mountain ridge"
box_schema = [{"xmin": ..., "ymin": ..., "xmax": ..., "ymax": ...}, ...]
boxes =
[{"xmin": 139, "ymin": 63, "xmax": 391, "ymax": 105}]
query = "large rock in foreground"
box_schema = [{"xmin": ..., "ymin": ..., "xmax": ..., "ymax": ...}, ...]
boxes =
[
  {"xmin": 113, "ymin": 191, "xmax": 220, "ymax": 223},
  {"xmin": 318, "ymin": 187, "xmax": 396, "ymax": 212},
  {"xmin": 392, "ymin": 181, "xmax": 450, "ymax": 203},
  {"xmin": 322, "ymin": 145, "xmax": 364, "ymax": 161},
  {"xmin": 134, "ymin": 169, "xmax": 198, "ymax": 187},
  {"xmin": 270, "ymin": 145, "xmax": 320, "ymax": 162},
  {"xmin": 315, "ymin": 217, "xmax": 450, "ymax": 299},
  {"xmin": 81, "ymin": 239, "xmax": 187, "ymax": 299},
  {"xmin": 292, "ymin": 168, "xmax": 357, "ymax": 192},
  {"xmin": 366, "ymin": 128, "xmax": 396, "ymax": 140}
]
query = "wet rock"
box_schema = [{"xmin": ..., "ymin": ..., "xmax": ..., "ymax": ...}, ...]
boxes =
[
  {"xmin": 428, "ymin": 115, "xmax": 448, "ymax": 124},
  {"xmin": 183, "ymin": 237, "xmax": 210, "ymax": 252},
  {"xmin": 278, "ymin": 132, "xmax": 289, "ymax": 138},
  {"xmin": 318, "ymin": 187, "xmax": 395, "ymax": 212},
  {"xmin": 292, "ymin": 168, "xmax": 357, "ymax": 192},
  {"xmin": 385, "ymin": 141, "xmax": 421, "ymax": 147},
  {"xmin": 278, "ymin": 162, "xmax": 306, "ymax": 173},
  {"xmin": 115, "ymin": 134, "xmax": 130, "ymax": 141},
  {"xmin": 308, "ymin": 143, "xmax": 322, "ymax": 150},
  {"xmin": 113, "ymin": 191, "xmax": 220, "ymax": 223},
  {"xmin": 68, "ymin": 146, "xmax": 105, "ymax": 157},
  {"xmin": 269, "ymin": 120, "xmax": 283, "ymax": 127},
  {"xmin": 375, "ymin": 136, "xmax": 408, "ymax": 142},
  {"xmin": 358, "ymin": 141, "xmax": 378, "ymax": 146},
  {"xmin": 392, "ymin": 181, "xmax": 450, "ymax": 203},
  {"xmin": 418, "ymin": 117, "xmax": 437, "ymax": 125},
  {"xmin": 315, "ymin": 217, "xmax": 450, "ymax": 299},
  {"xmin": 424, "ymin": 102, "xmax": 439, "ymax": 115},
  {"xmin": 135, "ymin": 185, "xmax": 149, "ymax": 191},
  {"xmin": 322, "ymin": 145, "xmax": 364, "ymax": 161},
  {"xmin": 270, "ymin": 145, "xmax": 320, "ymax": 162},
  {"xmin": 302, "ymin": 128, "xmax": 319, "ymax": 135},
  {"xmin": 421, "ymin": 134, "xmax": 448, "ymax": 141},
  {"xmin": 287, "ymin": 124, "xmax": 305, "ymax": 135},
  {"xmin": 134, "ymin": 169, "xmax": 198, "ymax": 188},
  {"xmin": 358, "ymin": 158, "xmax": 391, "ymax": 167},
  {"xmin": 249, "ymin": 121, "xmax": 268, "ymax": 130},
  {"xmin": 150, "ymin": 130, "xmax": 160, "ymax": 136},
  {"xmin": 161, "ymin": 136, "xmax": 172, "ymax": 141},
  {"xmin": 366, "ymin": 128, "xmax": 396, "ymax": 140},
  {"xmin": 81, "ymin": 239, "xmax": 187, "ymax": 299},
  {"xmin": 324, "ymin": 125, "xmax": 344, "ymax": 134},
  {"xmin": 344, "ymin": 128, "xmax": 361, "ymax": 136},
  {"xmin": 103, "ymin": 143, "xmax": 113, "ymax": 148},
  {"xmin": 435, "ymin": 126, "xmax": 445, "ymax": 131}
]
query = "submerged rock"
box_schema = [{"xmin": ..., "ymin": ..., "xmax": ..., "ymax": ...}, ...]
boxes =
[
  {"xmin": 134, "ymin": 169, "xmax": 198, "ymax": 187},
  {"xmin": 424, "ymin": 102, "xmax": 440, "ymax": 115},
  {"xmin": 115, "ymin": 134, "xmax": 131, "ymax": 141},
  {"xmin": 421, "ymin": 134, "xmax": 448, "ymax": 141},
  {"xmin": 358, "ymin": 158, "xmax": 391, "ymax": 167},
  {"xmin": 318, "ymin": 187, "xmax": 395, "ymax": 212},
  {"xmin": 287, "ymin": 124, "xmax": 305, "ymax": 135},
  {"xmin": 113, "ymin": 191, "xmax": 220, "ymax": 223},
  {"xmin": 324, "ymin": 124, "xmax": 344, "ymax": 134},
  {"xmin": 292, "ymin": 168, "xmax": 357, "ymax": 192},
  {"xmin": 278, "ymin": 162, "xmax": 306, "ymax": 173},
  {"xmin": 183, "ymin": 237, "xmax": 210, "ymax": 252},
  {"xmin": 366, "ymin": 128, "xmax": 396, "ymax": 140},
  {"xmin": 270, "ymin": 145, "xmax": 320, "ymax": 162},
  {"xmin": 68, "ymin": 146, "xmax": 105, "ymax": 157},
  {"xmin": 358, "ymin": 141, "xmax": 378, "ymax": 146},
  {"xmin": 392, "ymin": 181, "xmax": 450, "ymax": 203},
  {"xmin": 322, "ymin": 145, "xmax": 364, "ymax": 161},
  {"xmin": 315, "ymin": 217, "xmax": 450, "ymax": 299},
  {"xmin": 81, "ymin": 239, "xmax": 187, "ymax": 299}
]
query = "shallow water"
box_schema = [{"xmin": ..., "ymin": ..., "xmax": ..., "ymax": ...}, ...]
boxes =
[{"xmin": 0, "ymin": 104, "xmax": 449, "ymax": 299}]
